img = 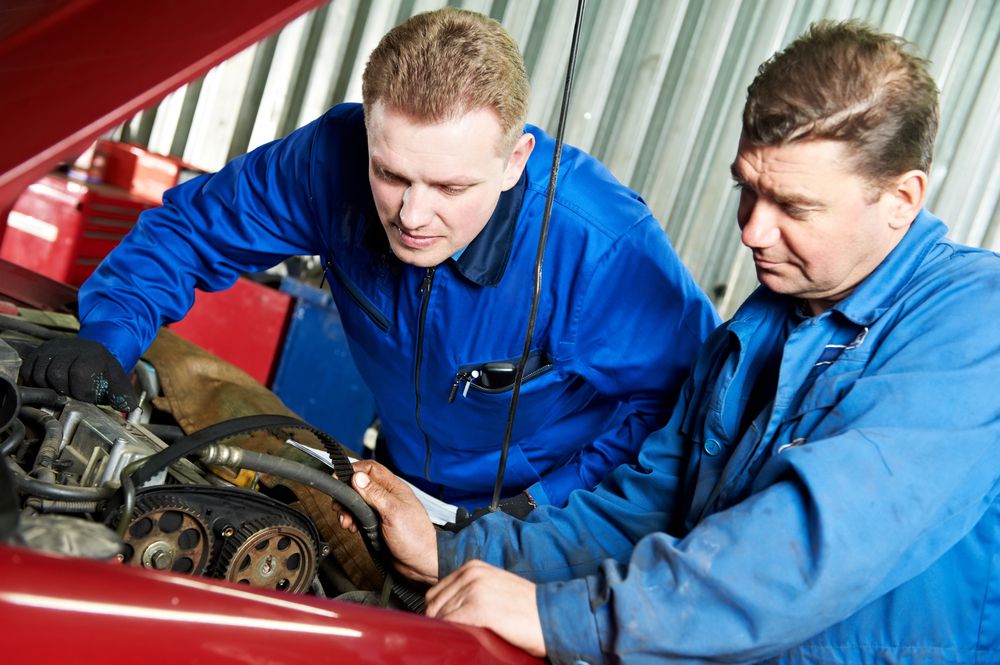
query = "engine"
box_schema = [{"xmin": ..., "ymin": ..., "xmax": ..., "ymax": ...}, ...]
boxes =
[{"xmin": 0, "ymin": 328, "xmax": 336, "ymax": 596}]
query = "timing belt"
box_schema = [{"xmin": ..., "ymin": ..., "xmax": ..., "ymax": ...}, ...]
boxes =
[{"xmin": 128, "ymin": 414, "xmax": 425, "ymax": 613}]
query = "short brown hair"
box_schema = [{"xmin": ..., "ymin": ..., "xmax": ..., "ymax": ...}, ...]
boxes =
[
  {"xmin": 743, "ymin": 20, "xmax": 939, "ymax": 188},
  {"xmin": 362, "ymin": 8, "xmax": 529, "ymax": 154}
]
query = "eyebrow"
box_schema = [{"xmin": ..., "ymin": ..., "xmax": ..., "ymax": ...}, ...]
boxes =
[
  {"xmin": 729, "ymin": 161, "xmax": 825, "ymax": 209},
  {"xmin": 371, "ymin": 157, "xmax": 481, "ymax": 188}
]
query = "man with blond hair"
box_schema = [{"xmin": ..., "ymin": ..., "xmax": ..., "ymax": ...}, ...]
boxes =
[
  {"xmin": 343, "ymin": 20, "xmax": 1000, "ymax": 662},
  {"xmin": 24, "ymin": 9, "xmax": 716, "ymax": 515}
]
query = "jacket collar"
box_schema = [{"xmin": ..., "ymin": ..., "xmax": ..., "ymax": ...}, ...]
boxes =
[
  {"xmin": 448, "ymin": 170, "xmax": 527, "ymax": 287},
  {"xmin": 833, "ymin": 208, "xmax": 946, "ymax": 325}
]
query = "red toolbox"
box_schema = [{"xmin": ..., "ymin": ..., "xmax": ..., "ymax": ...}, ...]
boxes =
[
  {"xmin": 0, "ymin": 174, "xmax": 153, "ymax": 286},
  {"xmin": 90, "ymin": 140, "xmax": 200, "ymax": 204}
]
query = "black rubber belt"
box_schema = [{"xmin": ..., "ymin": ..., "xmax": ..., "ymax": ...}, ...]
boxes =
[{"xmin": 128, "ymin": 414, "xmax": 425, "ymax": 613}]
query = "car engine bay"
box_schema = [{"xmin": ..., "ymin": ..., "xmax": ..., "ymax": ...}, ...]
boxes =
[{"xmin": 0, "ymin": 312, "xmax": 411, "ymax": 605}]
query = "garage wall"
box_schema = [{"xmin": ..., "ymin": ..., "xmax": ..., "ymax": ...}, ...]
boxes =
[{"xmin": 124, "ymin": 0, "xmax": 1000, "ymax": 317}]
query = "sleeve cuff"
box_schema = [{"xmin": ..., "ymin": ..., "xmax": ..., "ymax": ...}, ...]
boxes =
[
  {"xmin": 435, "ymin": 528, "xmax": 480, "ymax": 578},
  {"xmin": 537, "ymin": 577, "xmax": 605, "ymax": 664},
  {"xmin": 78, "ymin": 320, "xmax": 145, "ymax": 371}
]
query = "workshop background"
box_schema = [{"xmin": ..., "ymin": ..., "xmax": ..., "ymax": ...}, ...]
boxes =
[{"xmin": 116, "ymin": 0, "xmax": 1000, "ymax": 318}]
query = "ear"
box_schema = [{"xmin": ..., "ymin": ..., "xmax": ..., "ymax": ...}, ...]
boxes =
[
  {"xmin": 886, "ymin": 169, "xmax": 928, "ymax": 230},
  {"xmin": 501, "ymin": 132, "xmax": 535, "ymax": 191}
]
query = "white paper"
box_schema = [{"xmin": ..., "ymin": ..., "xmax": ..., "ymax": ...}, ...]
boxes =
[{"xmin": 285, "ymin": 440, "xmax": 459, "ymax": 526}]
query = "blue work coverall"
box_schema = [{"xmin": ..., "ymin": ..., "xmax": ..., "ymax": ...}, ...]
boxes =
[
  {"xmin": 439, "ymin": 211, "xmax": 1000, "ymax": 662},
  {"xmin": 77, "ymin": 103, "xmax": 717, "ymax": 510}
]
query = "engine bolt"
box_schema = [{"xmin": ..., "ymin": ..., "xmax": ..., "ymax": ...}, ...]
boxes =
[
  {"xmin": 151, "ymin": 551, "xmax": 171, "ymax": 570},
  {"xmin": 221, "ymin": 525, "xmax": 235, "ymax": 538}
]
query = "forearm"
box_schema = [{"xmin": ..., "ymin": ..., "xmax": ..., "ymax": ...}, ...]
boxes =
[{"xmin": 438, "ymin": 426, "xmax": 688, "ymax": 583}]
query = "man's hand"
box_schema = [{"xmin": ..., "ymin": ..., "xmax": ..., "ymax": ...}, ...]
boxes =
[
  {"xmin": 339, "ymin": 459, "xmax": 439, "ymax": 585},
  {"xmin": 21, "ymin": 337, "xmax": 138, "ymax": 411},
  {"xmin": 425, "ymin": 560, "xmax": 546, "ymax": 658}
]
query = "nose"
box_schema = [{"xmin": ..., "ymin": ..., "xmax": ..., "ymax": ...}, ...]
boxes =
[
  {"xmin": 399, "ymin": 185, "xmax": 433, "ymax": 230},
  {"xmin": 739, "ymin": 199, "xmax": 781, "ymax": 250}
]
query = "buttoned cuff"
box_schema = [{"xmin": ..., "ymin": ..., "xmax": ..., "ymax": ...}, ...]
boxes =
[
  {"xmin": 435, "ymin": 528, "xmax": 481, "ymax": 578},
  {"xmin": 537, "ymin": 577, "xmax": 605, "ymax": 664}
]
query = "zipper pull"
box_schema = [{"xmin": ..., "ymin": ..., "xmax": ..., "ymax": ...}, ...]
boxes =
[
  {"xmin": 419, "ymin": 267, "xmax": 435, "ymax": 295},
  {"xmin": 449, "ymin": 371, "xmax": 470, "ymax": 403},
  {"xmin": 463, "ymin": 370, "xmax": 480, "ymax": 398},
  {"xmin": 448, "ymin": 370, "xmax": 481, "ymax": 403}
]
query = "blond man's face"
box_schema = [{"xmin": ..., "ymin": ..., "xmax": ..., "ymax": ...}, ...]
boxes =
[{"xmin": 366, "ymin": 102, "xmax": 534, "ymax": 268}]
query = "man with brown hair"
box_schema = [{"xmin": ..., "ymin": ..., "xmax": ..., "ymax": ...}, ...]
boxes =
[
  {"xmin": 23, "ymin": 9, "xmax": 717, "ymax": 515},
  {"xmin": 344, "ymin": 20, "xmax": 1000, "ymax": 662}
]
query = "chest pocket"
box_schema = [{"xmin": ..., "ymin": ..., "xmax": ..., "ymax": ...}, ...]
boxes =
[
  {"xmin": 445, "ymin": 351, "xmax": 580, "ymax": 452},
  {"xmin": 772, "ymin": 352, "xmax": 870, "ymax": 449},
  {"xmin": 325, "ymin": 258, "xmax": 392, "ymax": 333}
]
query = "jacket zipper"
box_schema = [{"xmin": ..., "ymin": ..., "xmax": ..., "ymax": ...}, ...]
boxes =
[
  {"xmin": 414, "ymin": 267, "xmax": 436, "ymax": 479},
  {"xmin": 325, "ymin": 258, "xmax": 390, "ymax": 332}
]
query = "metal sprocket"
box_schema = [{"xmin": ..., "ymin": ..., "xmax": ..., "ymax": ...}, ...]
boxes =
[
  {"xmin": 216, "ymin": 517, "xmax": 317, "ymax": 593},
  {"xmin": 122, "ymin": 495, "xmax": 214, "ymax": 575}
]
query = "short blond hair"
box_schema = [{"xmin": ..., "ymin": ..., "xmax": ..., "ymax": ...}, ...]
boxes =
[{"xmin": 362, "ymin": 8, "xmax": 529, "ymax": 154}]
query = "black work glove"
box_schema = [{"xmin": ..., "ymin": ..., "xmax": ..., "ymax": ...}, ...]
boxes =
[
  {"xmin": 21, "ymin": 337, "xmax": 138, "ymax": 412},
  {"xmin": 440, "ymin": 491, "xmax": 536, "ymax": 532}
]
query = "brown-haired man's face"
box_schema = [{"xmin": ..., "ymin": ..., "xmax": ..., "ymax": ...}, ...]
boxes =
[
  {"xmin": 366, "ymin": 102, "xmax": 533, "ymax": 268},
  {"xmin": 731, "ymin": 137, "xmax": 910, "ymax": 315}
]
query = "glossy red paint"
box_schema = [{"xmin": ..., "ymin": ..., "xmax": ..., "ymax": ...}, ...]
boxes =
[
  {"xmin": 0, "ymin": 544, "xmax": 540, "ymax": 664},
  {"xmin": 0, "ymin": 0, "xmax": 325, "ymax": 214}
]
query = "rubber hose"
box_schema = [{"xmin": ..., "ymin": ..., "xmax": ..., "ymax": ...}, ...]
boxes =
[
  {"xmin": 0, "ymin": 419, "xmax": 26, "ymax": 457},
  {"xmin": 199, "ymin": 444, "xmax": 381, "ymax": 550},
  {"xmin": 5, "ymin": 458, "xmax": 115, "ymax": 501},
  {"xmin": 20, "ymin": 407, "xmax": 62, "ymax": 471},
  {"xmin": 18, "ymin": 386, "xmax": 69, "ymax": 409}
]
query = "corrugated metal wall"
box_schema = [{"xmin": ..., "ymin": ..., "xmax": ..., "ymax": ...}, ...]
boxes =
[{"xmin": 124, "ymin": 0, "xmax": 1000, "ymax": 317}]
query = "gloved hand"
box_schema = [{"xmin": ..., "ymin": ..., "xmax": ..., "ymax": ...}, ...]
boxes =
[
  {"xmin": 441, "ymin": 491, "xmax": 536, "ymax": 532},
  {"xmin": 21, "ymin": 337, "xmax": 138, "ymax": 412}
]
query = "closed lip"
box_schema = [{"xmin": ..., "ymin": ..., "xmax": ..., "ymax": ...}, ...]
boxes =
[
  {"xmin": 394, "ymin": 224, "xmax": 439, "ymax": 247},
  {"xmin": 753, "ymin": 255, "xmax": 782, "ymax": 268}
]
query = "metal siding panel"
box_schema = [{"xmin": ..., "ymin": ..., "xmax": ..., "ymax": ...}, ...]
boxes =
[{"xmin": 122, "ymin": 0, "xmax": 1000, "ymax": 317}]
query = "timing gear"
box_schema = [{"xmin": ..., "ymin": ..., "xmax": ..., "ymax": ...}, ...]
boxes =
[
  {"xmin": 122, "ymin": 494, "xmax": 213, "ymax": 575},
  {"xmin": 115, "ymin": 485, "xmax": 326, "ymax": 593},
  {"xmin": 216, "ymin": 517, "xmax": 317, "ymax": 593}
]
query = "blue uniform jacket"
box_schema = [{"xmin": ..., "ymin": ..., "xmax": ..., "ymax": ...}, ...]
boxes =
[
  {"xmin": 77, "ymin": 103, "xmax": 718, "ymax": 510},
  {"xmin": 439, "ymin": 210, "xmax": 1000, "ymax": 662}
]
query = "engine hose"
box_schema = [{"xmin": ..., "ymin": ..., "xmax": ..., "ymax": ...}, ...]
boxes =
[
  {"xmin": 20, "ymin": 407, "xmax": 62, "ymax": 472},
  {"xmin": 18, "ymin": 386, "xmax": 69, "ymax": 409},
  {"xmin": 0, "ymin": 419, "xmax": 26, "ymax": 457},
  {"xmin": 198, "ymin": 444, "xmax": 380, "ymax": 550},
  {"xmin": 115, "ymin": 458, "xmax": 145, "ymax": 537},
  {"xmin": 4, "ymin": 458, "xmax": 115, "ymax": 501}
]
